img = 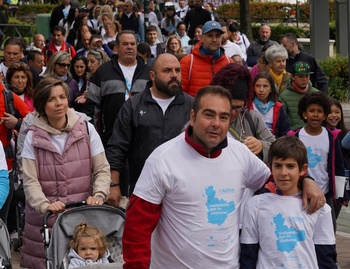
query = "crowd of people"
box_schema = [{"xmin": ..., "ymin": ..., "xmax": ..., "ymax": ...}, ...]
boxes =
[{"xmin": 0, "ymin": 0, "xmax": 348, "ymax": 268}]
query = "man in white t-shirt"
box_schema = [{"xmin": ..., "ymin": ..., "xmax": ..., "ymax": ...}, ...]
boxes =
[
  {"xmin": 122, "ymin": 85, "xmax": 326, "ymax": 269},
  {"xmin": 221, "ymin": 24, "xmax": 244, "ymax": 59}
]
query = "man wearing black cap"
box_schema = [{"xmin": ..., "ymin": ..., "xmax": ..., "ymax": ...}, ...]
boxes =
[
  {"xmin": 180, "ymin": 20, "xmax": 233, "ymax": 97},
  {"xmin": 279, "ymin": 61, "xmax": 319, "ymax": 130}
]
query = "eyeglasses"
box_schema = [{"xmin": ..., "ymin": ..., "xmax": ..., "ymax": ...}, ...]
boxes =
[
  {"xmin": 56, "ymin": 63, "xmax": 70, "ymax": 68},
  {"xmin": 231, "ymin": 105, "xmax": 246, "ymax": 112}
]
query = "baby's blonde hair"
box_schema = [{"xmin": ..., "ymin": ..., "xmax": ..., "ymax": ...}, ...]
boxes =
[{"xmin": 70, "ymin": 222, "xmax": 108, "ymax": 258}]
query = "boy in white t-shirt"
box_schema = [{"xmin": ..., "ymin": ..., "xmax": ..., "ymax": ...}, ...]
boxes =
[{"xmin": 240, "ymin": 136, "xmax": 337, "ymax": 269}]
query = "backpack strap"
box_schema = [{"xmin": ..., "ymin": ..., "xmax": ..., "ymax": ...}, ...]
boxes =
[
  {"xmin": 2, "ymin": 87, "xmax": 15, "ymax": 157},
  {"xmin": 244, "ymin": 111, "xmax": 257, "ymax": 138},
  {"xmin": 188, "ymin": 53, "xmax": 193, "ymax": 82}
]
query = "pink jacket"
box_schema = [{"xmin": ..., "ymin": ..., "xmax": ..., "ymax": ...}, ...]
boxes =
[{"xmin": 21, "ymin": 117, "xmax": 93, "ymax": 269}]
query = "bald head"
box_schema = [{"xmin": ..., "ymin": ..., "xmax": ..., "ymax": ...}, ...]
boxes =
[
  {"xmin": 258, "ymin": 25, "xmax": 271, "ymax": 42},
  {"xmin": 33, "ymin": 34, "xmax": 45, "ymax": 49},
  {"xmin": 150, "ymin": 53, "xmax": 182, "ymax": 98}
]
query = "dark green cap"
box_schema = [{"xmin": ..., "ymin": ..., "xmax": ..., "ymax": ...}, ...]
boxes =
[{"xmin": 292, "ymin": 61, "xmax": 314, "ymax": 75}]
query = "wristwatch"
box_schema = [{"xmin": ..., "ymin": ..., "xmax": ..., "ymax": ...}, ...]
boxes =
[{"xmin": 110, "ymin": 182, "xmax": 120, "ymax": 187}]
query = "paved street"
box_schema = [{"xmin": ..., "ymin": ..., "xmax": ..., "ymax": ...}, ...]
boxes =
[{"xmin": 336, "ymin": 206, "xmax": 350, "ymax": 269}]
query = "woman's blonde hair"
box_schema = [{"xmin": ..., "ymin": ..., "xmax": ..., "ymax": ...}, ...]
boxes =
[
  {"xmin": 166, "ymin": 35, "xmax": 184, "ymax": 54},
  {"xmin": 42, "ymin": 51, "xmax": 71, "ymax": 78}
]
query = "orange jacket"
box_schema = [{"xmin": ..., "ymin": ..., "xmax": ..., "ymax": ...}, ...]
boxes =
[{"xmin": 180, "ymin": 42, "xmax": 233, "ymax": 97}]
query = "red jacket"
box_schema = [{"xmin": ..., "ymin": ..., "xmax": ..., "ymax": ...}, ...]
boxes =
[
  {"xmin": 180, "ymin": 42, "xmax": 233, "ymax": 97},
  {"xmin": 0, "ymin": 83, "xmax": 30, "ymax": 170},
  {"xmin": 42, "ymin": 41, "xmax": 76, "ymax": 63}
]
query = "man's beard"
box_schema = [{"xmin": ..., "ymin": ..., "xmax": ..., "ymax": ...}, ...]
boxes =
[{"xmin": 154, "ymin": 76, "xmax": 181, "ymax": 97}]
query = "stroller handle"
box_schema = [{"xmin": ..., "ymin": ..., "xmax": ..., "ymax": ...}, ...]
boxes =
[
  {"xmin": 42, "ymin": 201, "xmax": 87, "ymax": 247},
  {"xmin": 43, "ymin": 201, "xmax": 87, "ymax": 227}
]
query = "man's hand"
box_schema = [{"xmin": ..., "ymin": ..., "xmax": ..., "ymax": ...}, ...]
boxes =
[
  {"xmin": 244, "ymin": 136, "xmax": 263, "ymax": 155},
  {"xmin": 302, "ymin": 177, "xmax": 326, "ymax": 214},
  {"xmin": 107, "ymin": 186, "xmax": 121, "ymax": 207}
]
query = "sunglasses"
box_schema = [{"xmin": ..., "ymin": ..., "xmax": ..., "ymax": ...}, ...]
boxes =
[{"xmin": 56, "ymin": 63, "xmax": 71, "ymax": 68}]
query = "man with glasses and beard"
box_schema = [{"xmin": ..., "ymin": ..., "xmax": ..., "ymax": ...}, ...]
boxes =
[{"xmin": 105, "ymin": 53, "xmax": 193, "ymax": 203}]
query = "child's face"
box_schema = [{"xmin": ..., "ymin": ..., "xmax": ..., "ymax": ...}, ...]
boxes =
[
  {"xmin": 254, "ymin": 78, "xmax": 271, "ymax": 103},
  {"xmin": 77, "ymin": 237, "xmax": 100, "ymax": 262},
  {"xmin": 302, "ymin": 104, "xmax": 326, "ymax": 132},
  {"xmin": 292, "ymin": 74, "xmax": 309, "ymax": 89},
  {"xmin": 271, "ymin": 157, "xmax": 307, "ymax": 195},
  {"xmin": 326, "ymin": 104, "xmax": 341, "ymax": 129}
]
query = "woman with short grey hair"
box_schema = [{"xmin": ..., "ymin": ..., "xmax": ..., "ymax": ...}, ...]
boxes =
[{"xmin": 264, "ymin": 44, "xmax": 290, "ymax": 95}]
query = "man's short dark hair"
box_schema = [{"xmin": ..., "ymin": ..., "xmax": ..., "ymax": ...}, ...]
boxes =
[
  {"xmin": 115, "ymin": 30, "xmax": 137, "ymax": 45},
  {"xmin": 90, "ymin": 34, "xmax": 102, "ymax": 43},
  {"xmin": 27, "ymin": 50, "xmax": 43, "ymax": 62},
  {"xmin": 4, "ymin": 37, "xmax": 24, "ymax": 51},
  {"xmin": 52, "ymin": 25, "xmax": 66, "ymax": 36},
  {"xmin": 146, "ymin": 25, "xmax": 158, "ymax": 34},
  {"xmin": 281, "ymin": 32, "xmax": 298, "ymax": 43},
  {"xmin": 193, "ymin": 86, "xmax": 232, "ymax": 115}
]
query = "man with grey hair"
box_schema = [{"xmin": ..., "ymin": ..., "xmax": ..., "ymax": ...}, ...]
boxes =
[{"xmin": 246, "ymin": 24, "xmax": 278, "ymax": 67}]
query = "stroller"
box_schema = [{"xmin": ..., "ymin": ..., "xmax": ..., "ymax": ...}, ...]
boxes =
[
  {"xmin": 43, "ymin": 201, "xmax": 125, "ymax": 269},
  {"xmin": 0, "ymin": 219, "xmax": 12, "ymax": 269}
]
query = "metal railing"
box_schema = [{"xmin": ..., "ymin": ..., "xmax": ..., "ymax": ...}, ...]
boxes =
[{"xmin": 0, "ymin": 24, "xmax": 36, "ymax": 45}]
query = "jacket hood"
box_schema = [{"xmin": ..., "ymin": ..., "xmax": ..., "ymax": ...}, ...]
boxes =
[{"xmin": 33, "ymin": 108, "xmax": 80, "ymax": 135}]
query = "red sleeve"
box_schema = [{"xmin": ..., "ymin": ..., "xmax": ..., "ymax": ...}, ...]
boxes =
[
  {"xmin": 122, "ymin": 194, "xmax": 162, "ymax": 269},
  {"xmin": 70, "ymin": 45, "xmax": 76, "ymax": 59}
]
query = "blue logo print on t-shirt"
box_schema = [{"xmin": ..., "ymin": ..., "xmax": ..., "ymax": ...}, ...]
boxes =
[
  {"xmin": 205, "ymin": 185, "xmax": 235, "ymax": 225},
  {"xmin": 306, "ymin": 147, "xmax": 323, "ymax": 168},
  {"xmin": 274, "ymin": 213, "xmax": 306, "ymax": 253}
]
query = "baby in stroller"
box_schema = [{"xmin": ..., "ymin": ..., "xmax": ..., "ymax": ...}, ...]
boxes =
[{"xmin": 68, "ymin": 222, "xmax": 111, "ymax": 268}]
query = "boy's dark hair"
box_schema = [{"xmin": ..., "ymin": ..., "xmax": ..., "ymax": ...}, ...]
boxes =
[
  {"xmin": 268, "ymin": 136, "xmax": 308, "ymax": 171},
  {"xmin": 27, "ymin": 50, "xmax": 43, "ymax": 62},
  {"xmin": 146, "ymin": 25, "xmax": 158, "ymax": 34},
  {"xmin": 297, "ymin": 91, "xmax": 331, "ymax": 123}
]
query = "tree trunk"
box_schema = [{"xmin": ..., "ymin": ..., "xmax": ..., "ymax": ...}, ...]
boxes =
[{"xmin": 239, "ymin": 0, "xmax": 253, "ymax": 41}]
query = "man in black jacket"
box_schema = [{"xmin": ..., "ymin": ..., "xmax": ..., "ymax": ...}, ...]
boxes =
[
  {"xmin": 281, "ymin": 32, "xmax": 328, "ymax": 94},
  {"xmin": 49, "ymin": 0, "xmax": 72, "ymax": 31},
  {"xmin": 184, "ymin": 0, "xmax": 211, "ymax": 39},
  {"xmin": 86, "ymin": 30, "xmax": 150, "ymax": 147},
  {"xmin": 105, "ymin": 53, "xmax": 194, "ymax": 206}
]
